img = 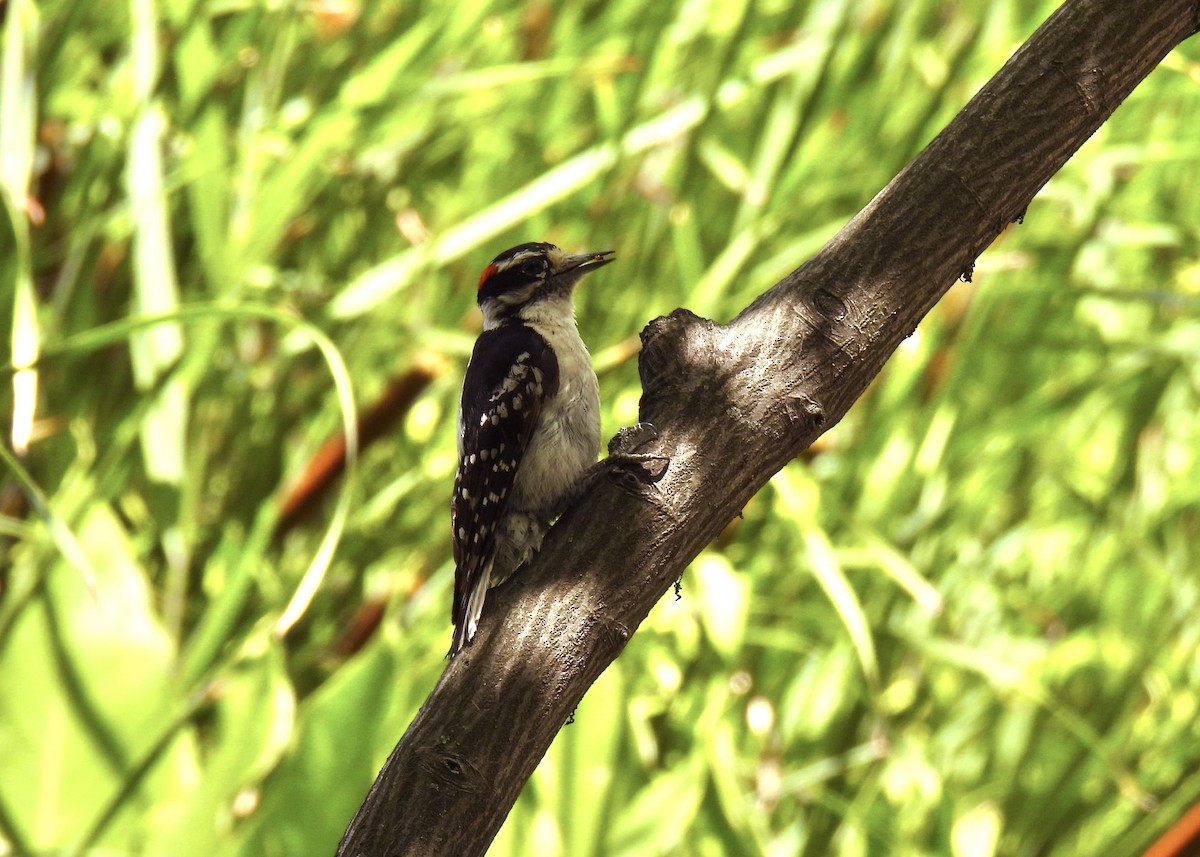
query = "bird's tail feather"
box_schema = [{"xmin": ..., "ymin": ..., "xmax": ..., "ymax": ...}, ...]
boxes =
[{"xmin": 449, "ymin": 561, "xmax": 492, "ymax": 656}]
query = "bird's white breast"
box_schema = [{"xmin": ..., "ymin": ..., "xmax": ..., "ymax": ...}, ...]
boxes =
[{"xmin": 510, "ymin": 297, "xmax": 600, "ymax": 516}]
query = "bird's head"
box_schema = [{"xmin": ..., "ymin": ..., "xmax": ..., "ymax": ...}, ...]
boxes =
[{"xmin": 475, "ymin": 242, "xmax": 614, "ymax": 325}]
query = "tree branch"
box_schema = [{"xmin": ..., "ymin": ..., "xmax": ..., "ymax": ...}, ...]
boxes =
[{"xmin": 336, "ymin": 1, "xmax": 1200, "ymax": 854}]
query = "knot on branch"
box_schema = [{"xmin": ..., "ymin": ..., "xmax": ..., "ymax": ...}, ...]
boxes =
[
  {"xmin": 592, "ymin": 613, "xmax": 632, "ymax": 659},
  {"xmin": 784, "ymin": 392, "xmax": 826, "ymax": 433},
  {"xmin": 419, "ymin": 746, "xmax": 488, "ymax": 794},
  {"xmin": 810, "ymin": 288, "xmax": 848, "ymax": 322},
  {"xmin": 608, "ymin": 421, "xmax": 660, "ymax": 455},
  {"xmin": 638, "ymin": 309, "xmax": 721, "ymax": 419},
  {"xmin": 1075, "ymin": 66, "xmax": 1109, "ymax": 116}
]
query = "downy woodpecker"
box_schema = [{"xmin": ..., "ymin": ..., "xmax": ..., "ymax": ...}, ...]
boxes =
[{"xmin": 450, "ymin": 242, "xmax": 612, "ymax": 655}]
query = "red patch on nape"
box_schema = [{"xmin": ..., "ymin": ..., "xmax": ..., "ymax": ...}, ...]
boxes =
[{"xmin": 477, "ymin": 264, "xmax": 498, "ymax": 291}]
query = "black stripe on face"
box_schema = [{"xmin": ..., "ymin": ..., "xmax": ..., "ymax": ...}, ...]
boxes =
[{"xmin": 477, "ymin": 245, "xmax": 554, "ymax": 304}]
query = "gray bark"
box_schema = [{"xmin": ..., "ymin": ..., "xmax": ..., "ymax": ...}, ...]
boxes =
[{"xmin": 337, "ymin": 0, "xmax": 1200, "ymax": 854}]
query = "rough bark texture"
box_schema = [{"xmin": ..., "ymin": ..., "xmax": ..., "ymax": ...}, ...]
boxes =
[{"xmin": 337, "ymin": 1, "xmax": 1200, "ymax": 854}]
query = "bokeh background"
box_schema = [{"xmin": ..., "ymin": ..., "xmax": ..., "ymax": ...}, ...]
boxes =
[{"xmin": 2, "ymin": 1, "xmax": 1199, "ymax": 855}]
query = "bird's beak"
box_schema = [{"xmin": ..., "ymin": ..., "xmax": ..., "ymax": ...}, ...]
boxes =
[{"xmin": 562, "ymin": 250, "xmax": 616, "ymax": 274}]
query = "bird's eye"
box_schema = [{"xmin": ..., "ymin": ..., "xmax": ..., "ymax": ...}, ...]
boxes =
[{"xmin": 521, "ymin": 260, "xmax": 544, "ymax": 277}]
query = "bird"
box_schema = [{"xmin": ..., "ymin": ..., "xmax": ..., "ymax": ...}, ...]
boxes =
[{"xmin": 449, "ymin": 242, "xmax": 613, "ymax": 655}]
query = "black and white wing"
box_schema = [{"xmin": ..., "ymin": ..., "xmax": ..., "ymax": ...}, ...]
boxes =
[{"xmin": 450, "ymin": 321, "xmax": 558, "ymax": 653}]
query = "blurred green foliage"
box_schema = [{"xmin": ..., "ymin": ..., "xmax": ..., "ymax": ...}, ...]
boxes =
[{"xmin": 2, "ymin": 0, "xmax": 1199, "ymax": 855}]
